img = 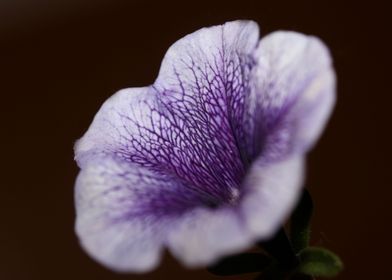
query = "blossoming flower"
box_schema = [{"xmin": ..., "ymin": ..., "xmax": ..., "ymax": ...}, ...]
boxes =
[{"xmin": 74, "ymin": 20, "xmax": 335, "ymax": 273}]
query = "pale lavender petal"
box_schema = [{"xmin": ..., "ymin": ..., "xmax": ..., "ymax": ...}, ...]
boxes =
[
  {"xmin": 249, "ymin": 31, "xmax": 336, "ymax": 163},
  {"xmin": 75, "ymin": 87, "xmax": 155, "ymax": 167},
  {"xmin": 241, "ymin": 156, "xmax": 305, "ymax": 239},
  {"xmin": 166, "ymin": 207, "xmax": 250, "ymax": 267},
  {"xmin": 75, "ymin": 157, "xmax": 165, "ymax": 272}
]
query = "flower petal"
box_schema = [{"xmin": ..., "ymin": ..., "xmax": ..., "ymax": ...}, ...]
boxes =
[
  {"xmin": 241, "ymin": 155, "xmax": 305, "ymax": 239},
  {"xmin": 154, "ymin": 20, "xmax": 259, "ymax": 167},
  {"xmin": 74, "ymin": 87, "xmax": 155, "ymax": 167},
  {"xmin": 166, "ymin": 207, "xmax": 250, "ymax": 267},
  {"xmin": 75, "ymin": 157, "xmax": 165, "ymax": 272},
  {"xmin": 165, "ymin": 155, "xmax": 305, "ymax": 267},
  {"xmin": 76, "ymin": 21, "xmax": 261, "ymax": 206},
  {"xmin": 155, "ymin": 20, "xmax": 259, "ymax": 89},
  {"xmin": 75, "ymin": 156, "xmax": 212, "ymax": 272},
  {"xmin": 74, "ymin": 22, "xmax": 335, "ymax": 272},
  {"xmin": 250, "ymin": 32, "xmax": 336, "ymax": 162}
]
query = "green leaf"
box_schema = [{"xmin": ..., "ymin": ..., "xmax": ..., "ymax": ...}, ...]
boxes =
[
  {"xmin": 290, "ymin": 189, "xmax": 314, "ymax": 252},
  {"xmin": 207, "ymin": 252, "xmax": 272, "ymax": 276},
  {"xmin": 298, "ymin": 247, "xmax": 343, "ymax": 278}
]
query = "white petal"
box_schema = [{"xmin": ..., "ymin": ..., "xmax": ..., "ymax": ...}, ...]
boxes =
[
  {"xmin": 166, "ymin": 207, "xmax": 251, "ymax": 267},
  {"xmin": 241, "ymin": 156, "xmax": 305, "ymax": 239}
]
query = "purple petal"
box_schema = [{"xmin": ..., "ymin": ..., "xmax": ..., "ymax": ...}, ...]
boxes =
[
  {"xmin": 166, "ymin": 156, "xmax": 304, "ymax": 267},
  {"xmin": 154, "ymin": 20, "xmax": 259, "ymax": 167},
  {"xmin": 74, "ymin": 21, "xmax": 335, "ymax": 272},
  {"xmin": 75, "ymin": 20, "xmax": 262, "ymax": 270},
  {"xmin": 75, "ymin": 20, "xmax": 260, "ymax": 208},
  {"xmin": 249, "ymin": 31, "xmax": 336, "ymax": 163},
  {"xmin": 75, "ymin": 156, "xmax": 221, "ymax": 272}
]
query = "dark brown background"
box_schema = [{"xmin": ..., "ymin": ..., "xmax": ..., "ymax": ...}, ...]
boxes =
[{"xmin": 1, "ymin": 0, "xmax": 390, "ymax": 279}]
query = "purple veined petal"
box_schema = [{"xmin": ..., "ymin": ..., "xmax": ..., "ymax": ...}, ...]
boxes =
[
  {"xmin": 75, "ymin": 87, "xmax": 155, "ymax": 167},
  {"xmin": 248, "ymin": 31, "xmax": 336, "ymax": 162},
  {"xmin": 74, "ymin": 20, "xmax": 336, "ymax": 272},
  {"xmin": 76, "ymin": 20, "xmax": 259, "ymax": 169},
  {"xmin": 75, "ymin": 20, "xmax": 261, "ymax": 209},
  {"xmin": 165, "ymin": 155, "xmax": 304, "ymax": 267},
  {"xmin": 75, "ymin": 155, "xmax": 304, "ymax": 271},
  {"xmin": 75, "ymin": 156, "xmax": 223, "ymax": 272},
  {"xmin": 155, "ymin": 20, "xmax": 259, "ymax": 89},
  {"xmin": 75, "ymin": 157, "xmax": 165, "ymax": 273},
  {"xmin": 153, "ymin": 20, "xmax": 260, "ymax": 167},
  {"xmin": 74, "ymin": 21, "xmax": 263, "ymax": 271}
]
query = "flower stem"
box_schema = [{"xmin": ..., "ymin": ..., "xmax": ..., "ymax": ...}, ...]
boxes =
[{"xmin": 290, "ymin": 189, "xmax": 313, "ymax": 253}]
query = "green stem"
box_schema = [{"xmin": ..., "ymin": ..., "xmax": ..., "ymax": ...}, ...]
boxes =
[{"xmin": 290, "ymin": 190, "xmax": 313, "ymax": 253}]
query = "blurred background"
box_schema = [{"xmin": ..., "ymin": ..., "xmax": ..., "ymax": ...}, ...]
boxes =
[{"xmin": 1, "ymin": 0, "xmax": 390, "ymax": 279}]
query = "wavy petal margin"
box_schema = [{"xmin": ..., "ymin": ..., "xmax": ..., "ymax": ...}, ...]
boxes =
[{"xmin": 74, "ymin": 20, "xmax": 335, "ymax": 272}]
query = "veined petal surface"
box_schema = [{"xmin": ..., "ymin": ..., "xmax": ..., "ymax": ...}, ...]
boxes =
[{"xmin": 74, "ymin": 20, "xmax": 335, "ymax": 272}]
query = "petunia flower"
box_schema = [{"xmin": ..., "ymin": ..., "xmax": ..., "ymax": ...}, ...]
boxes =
[{"xmin": 74, "ymin": 20, "xmax": 335, "ymax": 273}]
